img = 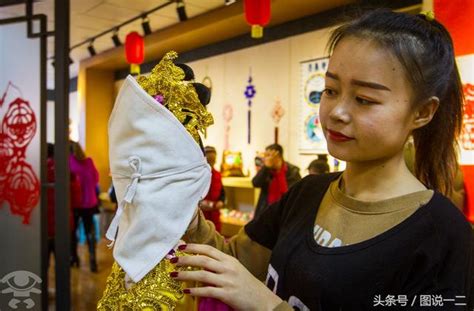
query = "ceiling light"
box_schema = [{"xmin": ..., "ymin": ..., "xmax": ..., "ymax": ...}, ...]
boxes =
[
  {"xmin": 176, "ymin": 0, "xmax": 187, "ymax": 22},
  {"xmin": 111, "ymin": 29, "xmax": 121, "ymax": 47},
  {"xmin": 141, "ymin": 15, "xmax": 152, "ymax": 36},
  {"xmin": 87, "ymin": 41, "xmax": 96, "ymax": 56}
]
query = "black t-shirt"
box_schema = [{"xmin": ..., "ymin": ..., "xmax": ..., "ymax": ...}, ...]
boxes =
[{"xmin": 245, "ymin": 173, "xmax": 474, "ymax": 310}]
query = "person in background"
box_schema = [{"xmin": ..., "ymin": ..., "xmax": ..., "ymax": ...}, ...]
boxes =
[
  {"xmin": 69, "ymin": 141, "xmax": 100, "ymax": 272},
  {"xmin": 199, "ymin": 146, "xmax": 225, "ymax": 232},
  {"xmin": 46, "ymin": 143, "xmax": 81, "ymax": 268},
  {"xmin": 308, "ymin": 154, "xmax": 330, "ymax": 175},
  {"xmin": 252, "ymin": 143, "xmax": 301, "ymax": 218}
]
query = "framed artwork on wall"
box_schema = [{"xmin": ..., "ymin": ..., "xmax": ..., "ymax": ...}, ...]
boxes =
[{"xmin": 298, "ymin": 57, "xmax": 329, "ymax": 154}]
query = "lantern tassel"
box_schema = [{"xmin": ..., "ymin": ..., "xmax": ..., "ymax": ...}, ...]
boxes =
[
  {"xmin": 130, "ymin": 63, "xmax": 141, "ymax": 75},
  {"xmin": 248, "ymin": 108, "xmax": 251, "ymax": 144},
  {"xmin": 251, "ymin": 25, "xmax": 263, "ymax": 39}
]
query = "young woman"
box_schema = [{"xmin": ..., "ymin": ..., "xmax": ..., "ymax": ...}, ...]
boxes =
[
  {"xmin": 69, "ymin": 141, "xmax": 100, "ymax": 272},
  {"xmin": 172, "ymin": 9, "xmax": 474, "ymax": 310}
]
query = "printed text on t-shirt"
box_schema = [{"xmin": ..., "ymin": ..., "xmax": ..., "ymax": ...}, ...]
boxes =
[{"xmin": 313, "ymin": 224, "xmax": 343, "ymax": 247}]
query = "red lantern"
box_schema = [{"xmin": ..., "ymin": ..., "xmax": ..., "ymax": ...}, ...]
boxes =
[
  {"xmin": 125, "ymin": 31, "xmax": 145, "ymax": 75},
  {"xmin": 244, "ymin": 0, "xmax": 271, "ymax": 39}
]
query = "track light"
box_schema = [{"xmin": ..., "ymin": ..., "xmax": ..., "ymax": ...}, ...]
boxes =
[
  {"xmin": 141, "ymin": 15, "xmax": 152, "ymax": 36},
  {"xmin": 87, "ymin": 40, "xmax": 96, "ymax": 56},
  {"xmin": 70, "ymin": 3, "xmax": 185, "ymax": 56},
  {"xmin": 111, "ymin": 29, "xmax": 121, "ymax": 47},
  {"xmin": 176, "ymin": 0, "xmax": 187, "ymax": 22}
]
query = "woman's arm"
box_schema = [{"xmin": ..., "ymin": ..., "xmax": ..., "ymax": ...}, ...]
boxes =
[
  {"xmin": 179, "ymin": 183, "xmax": 302, "ymax": 310},
  {"xmin": 252, "ymin": 166, "xmax": 272, "ymax": 188},
  {"xmin": 183, "ymin": 210, "xmax": 271, "ymax": 281},
  {"xmin": 172, "ymin": 244, "xmax": 286, "ymax": 311},
  {"xmin": 401, "ymin": 208, "xmax": 474, "ymax": 309}
]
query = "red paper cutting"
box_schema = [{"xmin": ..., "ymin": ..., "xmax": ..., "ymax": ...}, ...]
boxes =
[
  {"xmin": 461, "ymin": 165, "xmax": 474, "ymax": 223},
  {"xmin": 0, "ymin": 82, "xmax": 39, "ymax": 224},
  {"xmin": 461, "ymin": 84, "xmax": 474, "ymax": 150}
]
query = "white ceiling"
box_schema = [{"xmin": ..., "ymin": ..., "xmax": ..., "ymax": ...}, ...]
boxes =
[{"xmin": 0, "ymin": 0, "xmax": 227, "ymax": 88}]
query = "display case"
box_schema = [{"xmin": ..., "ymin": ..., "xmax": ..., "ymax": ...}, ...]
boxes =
[{"xmin": 220, "ymin": 177, "xmax": 260, "ymax": 236}]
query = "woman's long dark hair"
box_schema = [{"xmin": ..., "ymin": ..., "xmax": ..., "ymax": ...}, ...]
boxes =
[{"xmin": 327, "ymin": 9, "xmax": 464, "ymax": 196}]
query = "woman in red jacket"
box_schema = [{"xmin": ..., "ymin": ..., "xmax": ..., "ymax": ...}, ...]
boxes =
[{"xmin": 199, "ymin": 146, "xmax": 225, "ymax": 232}]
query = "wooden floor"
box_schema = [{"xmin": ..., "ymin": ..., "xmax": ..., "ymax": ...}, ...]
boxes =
[{"xmin": 47, "ymin": 239, "xmax": 113, "ymax": 310}]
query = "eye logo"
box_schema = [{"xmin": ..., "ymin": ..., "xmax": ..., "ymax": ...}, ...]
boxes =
[{"xmin": 0, "ymin": 270, "xmax": 42, "ymax": 309}]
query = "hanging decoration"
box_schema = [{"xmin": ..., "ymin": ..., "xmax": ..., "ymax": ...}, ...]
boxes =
[
  {"xmin": 222, "ymin": 104, "xmax": 233, "ymax": 150},
  {"xmin": 244, "ymin": 0, "xmax": 271, "ymax": 39},
  {"xmin": 0, "ymin": 82, "xmax": 39, "ymax": 224},
  {"xmin": 125, "ymin": 31, "xmax": 145, "ymax": 75},
  {"xmin": 244, "ymin": 68, "xmax": 256, "ymax": 144},
  {"xmin": 271, "ymin": 98, "xmax": 285, "ymax": 144}
]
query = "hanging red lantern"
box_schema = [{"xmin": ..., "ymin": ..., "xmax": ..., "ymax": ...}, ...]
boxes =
[
  {"xmin": 125, "ymin": 31, "xmax": 145, "ymax": 75},
  {"xmin": 244, "ymin": 0, "xmax": 271, "ymax": 39}
]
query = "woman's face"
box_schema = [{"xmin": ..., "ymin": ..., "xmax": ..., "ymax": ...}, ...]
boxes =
[
  {"xmin": 319, "ymin": 36, "xmax": 417, "ymax": 164},
  {"xmin": 205, "ymin": 151, "xmax": 216, "ymax": 167}
]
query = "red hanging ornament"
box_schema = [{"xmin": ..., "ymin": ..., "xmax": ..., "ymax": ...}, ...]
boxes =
[
  {"xmin": 125, "ymin": 31, "xmax": 145, "ymax": 75},
  {"xmin": 4, "ymin": 159, "xmax": 40, "ymax": 224},
  {"xmin": 2, "ymin": 97, "xmax": 36, "ymax": 152},
  {"xmin": 244, "ymin": 0, "xmax": 271, "ymax": 39},
  {"xmin": 0, "ymin": 82, "xmax": 39, "ymax": 224},
  {"xmin": 0, "ymin": 133, "xmax": 14, "ymax": 205}
]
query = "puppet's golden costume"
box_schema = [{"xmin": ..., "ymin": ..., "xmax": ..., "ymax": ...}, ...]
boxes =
[{"xmin": 98, "ymin": 52, "xmax": 213, "ymax": 311}]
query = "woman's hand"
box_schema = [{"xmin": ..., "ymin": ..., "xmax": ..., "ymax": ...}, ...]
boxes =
[
  {"xmin": 170, "ymin": 244, "xmax": 283, "ymax": 311},
  {"xmin": 264, "ymin": 150, "xmax": 278, "ymax": 168}
]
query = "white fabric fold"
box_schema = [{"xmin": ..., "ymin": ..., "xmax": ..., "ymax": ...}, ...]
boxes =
[{"xmin": 107, "ymin": 75, "xmax": 211, "ymax": 282}]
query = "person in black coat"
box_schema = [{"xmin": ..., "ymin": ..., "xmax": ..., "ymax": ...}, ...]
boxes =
[{"xmin": 252, "ymin": 143, "xmax": 301, "ymax": 218}]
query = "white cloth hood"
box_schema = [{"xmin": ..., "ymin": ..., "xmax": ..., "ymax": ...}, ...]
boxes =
[{"xmin": 106, "ymin": 75, "xmax": 211, "ymax": 282}]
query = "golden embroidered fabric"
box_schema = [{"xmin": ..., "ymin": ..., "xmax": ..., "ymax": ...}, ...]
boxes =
[
  {"xmin": 97, "ymin": 252, "xmax": 194, "ymax": 310},
  {"xmin": 136, "ymin": 51, "xmax": 214, "ymax": 143}
]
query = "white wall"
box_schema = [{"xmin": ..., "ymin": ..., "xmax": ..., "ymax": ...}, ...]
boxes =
[
  {"xmin": 187, "ymin": 27, "xmax": 343, "ymax": 176},
  {"xmin": 114, "ymin": 25, "xmax": 345, "ymax": 177}
]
